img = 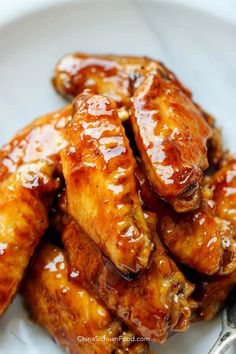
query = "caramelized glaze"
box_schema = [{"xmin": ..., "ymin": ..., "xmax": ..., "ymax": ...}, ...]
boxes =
[
  {"xmin": 0, "ymin": 161, "xmax": 59, "ymax": 316},
  {"xmin": 53, "ymin": 53, "xmax": 191, "ymax": 110},
  {"xmin": 0, "ymin": 107, "xmax": 70, "ymax": 317},
  {"xmin": 61, "ymin": 92, "xmax": 153, "ymax": 275},
  {"xmin": 0, "ymin": 106, "xmax": 72, "ymax": 182},
  {"xmin": 21, "ymin": 243, "xmax": 149, "ymax": 354},
  {"xmin": 136, "ymin": 164, "xmax": 236, "ymax": 276},
  {"xmin": 62, "ymin": 217, "xmax": 195, "ymax": 343},
  {"xmin": 131, "ymin": 71, "xmax": 212, "ymax": 212},
  {"xmin": 192, "ymin": 157, "xmax": 236, "ymax": 320}
]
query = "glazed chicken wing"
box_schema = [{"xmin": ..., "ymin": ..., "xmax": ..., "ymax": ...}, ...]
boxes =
[
  {"xmin": 0, "ymin": 161, "xmax": 59, "ymax": 316},
  {"xmin": 136, "ymin": 165, "xmax": 236, "ymax": 276},
  {"xmin": 53, "ymin": 54, "xmax": 148, "ymax": 112},
  {"xmin": 0, "ymin": 106, "xmax": 72, "ymax": 182},
  {"xmin": 61, "ymin": 92, "xmax": 153, "ymax": 275},
  {"xmin": 0, "ymin": 107, "xmax": 70, "ymax": 316},
  {"xmin": 131, "ymin": 70, "xmax": 212, "ymax": 212},
  {"xmin": 159, "ymin": 200, "xmax": 236, "ymax": 276},
  {"xmin": 62, "ymin": 214, "xmax": 195, "ymax": 343},
  {"xmin": 21, "ymin": 243, "xmax": 149, "ymax": 354},
  {"xmin": 191, "ymin": 157, "xmax": 236, "ymax": 320},
  {"xmin": 207, "ymin": 156, "xmax": 236, "ymax": 228},
  {"xmin": 0, "ymin": 105, "xmax": 75, "ymax": 317},
  {"xmin": 52, "ymin": 53, "xmax": 191, "ymax": 112}
]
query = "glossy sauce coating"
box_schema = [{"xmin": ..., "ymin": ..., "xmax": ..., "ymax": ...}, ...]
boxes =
[
  {"xmin": 21, "ymin": 243, "xmax": 149, "ymax": 354},
  {"xmin": 0, "ymin": 106, "xmax": 72, "ymax": 182},
  {"xmin": 192, "ymin": 157, "xmax": 236, "ymax": 320},
  {"xmin": 160, "ymin": 201, "xmax": 236, "ymax": 276},
  {"xmin": 0, "ymin": 161, "xmax": 59, "ymax": 316},
  {"xmin": 53, "ymin": 53, "xmax": 191, "ymax": 110},
  {"xmin": 61, "ymin": 92, "xmax": 153, "ymax": 275},
  {"xmin": 131, "ymin": 71, "xmax": 212, "ymax": 212},
  {"xmin": 62, "ymin": 216, "xmax": 195, "ymax": 343},
  {"xmin": 0, "ymin": 108, "xmax": 70, "ymax": 316},
  {"xmin": 136, "ymin": 165, "xmax": 236, "ymax": 276}
]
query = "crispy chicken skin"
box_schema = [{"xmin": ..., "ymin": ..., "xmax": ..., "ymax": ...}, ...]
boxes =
[
  {"xmin": 62, "ymin": 215, "xmax": 195, "ymax": 343},
  {"xmin": 0, "ymin": 106, "xmax": 72, "ymax": 182},
  {"xmin": 52, "ymin": 53, "xmax": 191, "ymax": 111},
  {"xmin": 61, "ymin": 92, "xmax": 153, "ymax": 275},
  {"xmin": 0, "ymin": 161, "xmax": 58, "ymax": 316},
  {"xmin": 21, "ymin": 243, "xmax": 149, "ymax": 354},
  {"xmin": 136, "ymin": 165, "xmax": 236, "ymax": 276},
  {"xmin": 131, "ymin": 71, "xmax": 212, "ymax": 212}
]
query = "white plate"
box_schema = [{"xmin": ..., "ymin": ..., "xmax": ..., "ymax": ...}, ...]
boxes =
[{"xmin": 0, "ymin": 0, "xmax": 236, "ymax": 353}]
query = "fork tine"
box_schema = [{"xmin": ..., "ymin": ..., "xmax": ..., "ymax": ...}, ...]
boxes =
[{"xmin": 208, "ymin": 308, "xmax": 236, "ymax": 354}]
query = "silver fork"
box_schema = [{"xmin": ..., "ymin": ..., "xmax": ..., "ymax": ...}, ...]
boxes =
[{"xmin": 209, "ymin": 289, "xmax": 236, "ymax": 354}]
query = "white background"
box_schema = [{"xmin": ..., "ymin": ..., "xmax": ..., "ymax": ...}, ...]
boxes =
[{"xmin": 0, "ymin": 0, "xmax": 236, "ymax": 25}]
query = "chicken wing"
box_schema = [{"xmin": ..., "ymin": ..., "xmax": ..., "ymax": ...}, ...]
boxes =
[
  {"xmin": 160, "ymin": 201, "xmax": 236, "ymax": 276},
  {"xmin": 61, "ymin": 92, "xmax": 153, "ymax": 275},
  {"xmin": 192, "ymin": 157, "xmax": 236, "ymax": 320},
  {"xmin": 61, "ymin": 213, "xmax": 195, "ymax": 343},
  {"xmin": 131, "ymin": 70, "xmax": 212, "ymax": 212},
  {"xmin": 0, "ymin": 106, "xmax": 74, "ymax": 316},
  {"xmin": 21, "ymin": 243, "xmax": 149, "ymax": 354},
  {"xmin": 0, "ymin": 105, "xmax": 72, "ymax": 182},
  {"xmin": 0, "ymin": 161, "xmax": 59, "ymax": 316},
  {"xmin": 136, "ymin": 165, "xmax": 236, "ymax": 276},
  {"xmin": 52, "ymin": 53, "xmax": 191, "ymax": 112}
]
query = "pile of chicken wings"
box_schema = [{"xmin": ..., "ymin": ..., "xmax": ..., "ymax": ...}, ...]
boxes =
[{"xmin": 0, "ymin": 53, "xmax": 236, "ymax": 354}]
